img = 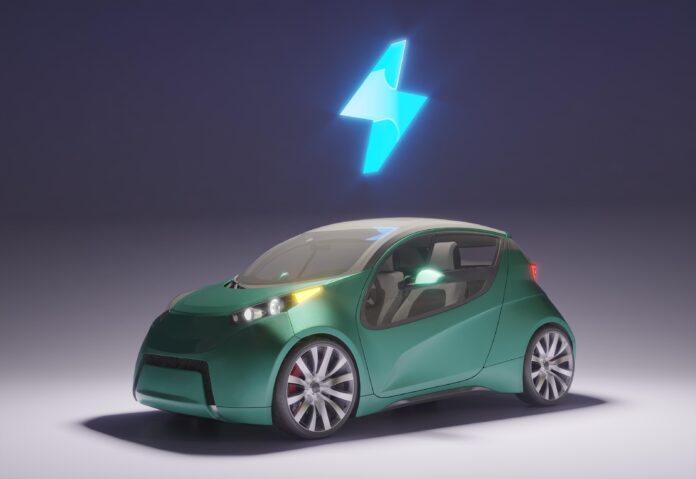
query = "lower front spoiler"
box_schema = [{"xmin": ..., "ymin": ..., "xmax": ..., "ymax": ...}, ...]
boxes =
[
  {"xmin": 134, "ymin": 359, "xmax": 272, "ymax": 425},
  {"xmin": 135, "ymin": 389, "xmax": 220, "ymax": 419},
  {"xmin": 136, "ymin": 390, "xmax": 272, "ymax": 425}
]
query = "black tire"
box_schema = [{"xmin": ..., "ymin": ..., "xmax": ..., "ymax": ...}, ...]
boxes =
[
  {"xmin": 272, "ymin": 338, "xmax": 358, "ymax": 439},
  {"xmin": 517, "ymin": 326, "xmax": 575, "ymax": 406}
]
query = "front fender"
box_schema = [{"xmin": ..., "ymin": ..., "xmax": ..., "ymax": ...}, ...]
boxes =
[{"xmin": 288, "ymin": 326, "xmax": 373, "ymax": 399}]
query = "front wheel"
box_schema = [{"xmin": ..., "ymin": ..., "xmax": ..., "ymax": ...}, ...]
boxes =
[
  {"xmin": 517, "ymin": 326, "xmax": 575, "ymax": 406},
  {"xmin": 272, "ymin": 339, "xmax": 358, "ymax": 439}
]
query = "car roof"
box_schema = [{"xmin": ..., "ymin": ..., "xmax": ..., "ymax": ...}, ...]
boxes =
[{"xmin": 311, "ymin": 217, "xmax": 508, "ymax": 237}]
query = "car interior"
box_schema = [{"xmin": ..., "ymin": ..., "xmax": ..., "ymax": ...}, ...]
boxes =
[{"xmin": 363, "ymin": 234, "xmax": 500, "ymax": 327}]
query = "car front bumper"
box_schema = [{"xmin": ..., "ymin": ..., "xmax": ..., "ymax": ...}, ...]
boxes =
[{"xmin": 133, "ymin": 311, "xmax": 297, "ymax": 425}]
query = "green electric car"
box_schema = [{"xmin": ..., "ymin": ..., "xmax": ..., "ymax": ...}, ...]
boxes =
[{"xmin": 134, "ymin": 218, "xmax": 575, "ymax": 439}]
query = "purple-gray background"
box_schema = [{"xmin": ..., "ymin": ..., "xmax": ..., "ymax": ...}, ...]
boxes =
[
  {"xmin": 3, "ymin": 0, "xmax": 695, "ymax": 220},
  {"xmin": 1, "ymin": 1, "xmax": 695, "ymax": 478}
]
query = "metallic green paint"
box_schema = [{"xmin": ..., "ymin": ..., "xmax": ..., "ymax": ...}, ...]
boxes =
[
  {"xmin": 133, "ymin": 228, "xmax": 574, "ymax": 426},
  {"xmin": 356, "ymin": 235, "xmax": 508, "ymax": 397},
  {"xmin": 485, "ymin": 242, "xmax": 575, "ymax": 366}
]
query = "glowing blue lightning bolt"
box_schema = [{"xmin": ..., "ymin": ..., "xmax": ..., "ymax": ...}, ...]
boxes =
[{"xmin": 340, "ymin": 40, "xmax": 427, "ymax": 174}]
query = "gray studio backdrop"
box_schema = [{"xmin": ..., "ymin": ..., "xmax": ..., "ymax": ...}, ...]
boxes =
[{"xmin": 2, "ymin": 1, "xmax": 695, "ymax": 478}]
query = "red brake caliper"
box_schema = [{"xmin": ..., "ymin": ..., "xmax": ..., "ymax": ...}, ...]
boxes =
[{"xmin": 288, "ymin": 365, "xmax": 302, "ymax": 395}]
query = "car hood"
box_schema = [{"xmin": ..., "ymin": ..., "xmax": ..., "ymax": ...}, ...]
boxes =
[{"xmin": 170, "ymin": 275, "xmax": 353, "ymax": 315}]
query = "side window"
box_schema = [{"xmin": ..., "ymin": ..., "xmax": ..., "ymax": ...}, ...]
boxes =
[
  {"xmin": 363, "ymin": 233, "xmax": 500, "ymax": 328},
  {"xmin": 452, "ymin": 234, "xmax": 500, "ymax": 298}
]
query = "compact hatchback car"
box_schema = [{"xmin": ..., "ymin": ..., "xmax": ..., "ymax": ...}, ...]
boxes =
[{"xmin": 134, "ymin": 218, "xmax": 575, "ymax": 438}]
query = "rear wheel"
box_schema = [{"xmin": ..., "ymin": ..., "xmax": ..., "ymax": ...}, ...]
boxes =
[
  {"xmin": 517, "ymin": 326, "xmax": 574, "ymax": 406},
  {"xmin": 272, "ymin": 339, "xmax": 357, "ymax": 439}
]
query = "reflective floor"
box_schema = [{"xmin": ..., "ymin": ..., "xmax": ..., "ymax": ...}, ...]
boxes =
[{"xmin": 2, "ymin": 211, "xmax": 695, "ymax": 478}]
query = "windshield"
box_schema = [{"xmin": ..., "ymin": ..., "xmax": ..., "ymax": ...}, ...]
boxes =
[{"xmin": 238, "ymin": 227, "xmax": 397, "ymax": 285}]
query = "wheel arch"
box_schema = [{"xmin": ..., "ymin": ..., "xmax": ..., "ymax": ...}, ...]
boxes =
[
  {"xmin": 264, "ymin": 327, "xmax": 371, "ymax": 410},
  {"xmin": 516, "ymin": 318, "xmax": 576, "ymax": 405},
  {"xmin": 527, "ymin": 317, "xmax": 576, "ymax": 356},
  {"xmin": 486, "ymin": 289, "xmax": 576, "ymax": 366}
]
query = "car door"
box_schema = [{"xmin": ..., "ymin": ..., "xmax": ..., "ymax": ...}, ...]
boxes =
[{"xmin": 357, "ymin": 231, "xmax": 508, "ymax": 397}]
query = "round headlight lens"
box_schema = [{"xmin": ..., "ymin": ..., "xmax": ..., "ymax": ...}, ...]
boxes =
[
  {"xmin": 268, "ymin": 297, "xmax": 285, "ymax": 316},
  {"xmin": 243, "ymin": 307, "xmax": 263, "ymax": 322}
]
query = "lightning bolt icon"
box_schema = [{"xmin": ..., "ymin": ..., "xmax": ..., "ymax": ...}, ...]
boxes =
[{"xmin": 340, "ymin": 40, "xmax": 428, "ymax": 175}]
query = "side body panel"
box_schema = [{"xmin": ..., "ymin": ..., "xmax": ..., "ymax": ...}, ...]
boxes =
[
  {"xmin": 355, "ymin": 357, "xmax": 524, "ymax": 416},
  {"xmin": 355, "ymin": 238, "xmax": 575, "ymax": 417},
  {"xmin": 356, "ymin": 230, "xmax": 509, "ymax": 398}
]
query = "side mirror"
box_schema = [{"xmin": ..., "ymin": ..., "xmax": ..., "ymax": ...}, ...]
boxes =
[{"xmin": 412, "ymin": 268, "xmax": 444, "ymax": 286}]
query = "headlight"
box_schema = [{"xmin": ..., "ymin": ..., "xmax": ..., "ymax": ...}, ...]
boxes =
[
  {"xmin": 243, "ymin": 306, "xmax": 264, "ymax": 321},
  {"xmin": 268, "ymin": 297, "xmax": 285, "ymax": 315},
  {"xmin": 231, "ymin": 286, "xmax": 323, "ymax": 324}
]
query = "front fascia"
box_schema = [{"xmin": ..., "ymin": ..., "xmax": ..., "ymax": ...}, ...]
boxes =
[
  {"xmin": 134, "ymin": 272, "xmax": 374, "ymax": 423},
  {"xmin": 136, "ymin": 310, "xmax": 296, "ymax": 411}
]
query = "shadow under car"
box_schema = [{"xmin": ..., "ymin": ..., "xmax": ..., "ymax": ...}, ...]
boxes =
[{"xmin": 81, "ymin": 391, "xmax": 607, "ymax": 455}]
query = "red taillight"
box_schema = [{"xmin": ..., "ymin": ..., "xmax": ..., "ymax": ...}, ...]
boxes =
[{"xmin": 529, "ymin": 263, "xmax": 538, "ymax": 282}]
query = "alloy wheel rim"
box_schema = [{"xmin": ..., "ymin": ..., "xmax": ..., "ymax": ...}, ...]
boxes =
[
  {"xmin": 531, "ymin": 331, "xmax": 574, "ymax": 401},
  {"xmin": 286, "ymin": 345, "xmax": 355, "ymax": 432}
]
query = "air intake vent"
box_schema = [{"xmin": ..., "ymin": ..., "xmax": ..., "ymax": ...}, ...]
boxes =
[{"xmin": 142, "ymin": 354, "xmax": 215, "ymax": 405}]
